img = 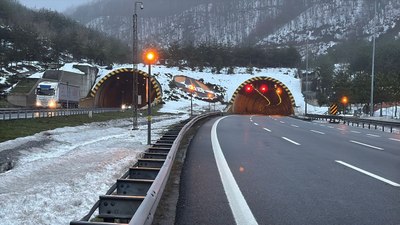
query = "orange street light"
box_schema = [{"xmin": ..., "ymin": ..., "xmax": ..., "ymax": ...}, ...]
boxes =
[
  {"xmin": 143, "ymin": 49, "xmax": 158, "ymax": 65},
  {"xmin": 341, "ymin": 96, "xmax": 348, "ymax": 104},
  {"xmin": 188, "ymin": 84, "xmax": 195, "ymax": 116},
  {"xmin": 341, "ymin": 96, "xmax": 348, "ymax": 115}
]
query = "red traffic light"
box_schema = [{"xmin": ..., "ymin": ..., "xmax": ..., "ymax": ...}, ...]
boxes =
[
  {"xmin": 260, "ymin": 84, "xmax": 268, "ymax": 93},
  {"xmin": 244, "ymin": 84, "xmax": 253, "ymax": 93}
]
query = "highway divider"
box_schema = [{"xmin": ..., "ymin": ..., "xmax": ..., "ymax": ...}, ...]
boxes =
[{"xmin": 297, "ymin": 114, "xmax": 400, "ymax": 133}]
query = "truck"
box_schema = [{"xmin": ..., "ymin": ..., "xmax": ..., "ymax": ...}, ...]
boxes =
[{"xmin": 35, "ymin": 81, "xmax": 80, "ymax": 108}]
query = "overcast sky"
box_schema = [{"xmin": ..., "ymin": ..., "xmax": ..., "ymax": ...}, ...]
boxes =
[{"xmin": 18, "ymin": 0, "xmax": 93, "ymax": 12}]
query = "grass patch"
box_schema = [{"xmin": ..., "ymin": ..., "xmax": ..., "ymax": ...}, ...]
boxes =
[{"xmin": 0, "ymin": 105, "xmax": 164, "ymax": 143}]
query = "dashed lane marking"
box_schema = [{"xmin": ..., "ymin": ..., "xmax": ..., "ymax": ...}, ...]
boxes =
[
  {"xmin": 366, "ymin": 134, "xmax": 380, "ymax": 138},
  {"xmin": 263, "ymin": 128, "xmax": 271, "ymax": 132},
  {"xmin": 351, "ymin": 131, "xmax": 361, "ymax": 134},
  {"xmin": 389, "ymin": 138, "xmax": 400, "ymax": 142},
  {"xmin": 335, "ymin": 160, "xmax": 400, "ymax": 187},
  {"xmin": 350, "ymin": 140, "xmax": 384, "ymax": 151},
  {"xmin": 282, "ymin": 137, "xmax": 301, "ymax": 146},
  {"xmin": 291, "ymin": 124, "xmax": 299, "ymax": 128},
  {"xmin": 310, "ymin": 130, "xmax": 325, "ymax": 135}
]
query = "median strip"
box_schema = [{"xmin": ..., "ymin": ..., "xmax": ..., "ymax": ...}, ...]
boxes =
[
  {"xmin": 349, "ymin": 140, "xmax": 384, "ymax": 151},
  {"xmin": 335, "ymin": 160, "xmax": 400, "ymax": 187}
]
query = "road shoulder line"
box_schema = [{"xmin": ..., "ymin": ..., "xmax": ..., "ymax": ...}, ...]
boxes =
[{"xmin": 211, "ymin": 116, "xmax": 258, "ymax": 225}]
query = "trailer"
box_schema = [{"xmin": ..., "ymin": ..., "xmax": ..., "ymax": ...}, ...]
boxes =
[{"xmin": 35, "ymin": 81, "xmax": 80, "ymax": 108}]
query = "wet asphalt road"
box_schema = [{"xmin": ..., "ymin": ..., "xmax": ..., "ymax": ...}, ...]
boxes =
[{"xmin": 175, "ymin": 115, "xmax": 400, "ymax": 225}]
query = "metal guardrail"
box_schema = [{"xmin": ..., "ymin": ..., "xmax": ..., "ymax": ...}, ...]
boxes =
[
  {"xmin": 129, "ymin": 111, "xmax": 222, "ymax": 225},
  {"xmin": 0, "ymin": 108, "xmax": 123, "ymax": 120},
  {"xmin": 301, "ymin": 114, "xmax": 400, "ymax": 133},
  {"xmin": 70, "ymin": 111, "xmax": 222, "ymax": 225}
]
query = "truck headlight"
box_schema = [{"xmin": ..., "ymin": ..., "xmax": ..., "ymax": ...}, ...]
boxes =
[{"xmin": 48, "ymin": 100, "xmax": 56, "ymax": 109}]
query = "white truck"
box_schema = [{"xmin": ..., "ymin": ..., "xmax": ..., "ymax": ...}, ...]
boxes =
[{"xmin": 35, "ymin": 81, "xmax": 80, "ymax": 108}]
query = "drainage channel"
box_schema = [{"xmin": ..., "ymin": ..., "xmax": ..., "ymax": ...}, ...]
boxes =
[{"xmin": 70, "ymin": 120, "xmax": 189, "ymax": 225}]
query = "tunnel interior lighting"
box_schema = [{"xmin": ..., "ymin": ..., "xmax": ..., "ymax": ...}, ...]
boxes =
[
  {"xmin": 244, "ymin": 84, "xmax": 253, "ymax": 93},
  {"xmin": 260, "ymin": 84, "xmax": 268, "ymax": 93}
]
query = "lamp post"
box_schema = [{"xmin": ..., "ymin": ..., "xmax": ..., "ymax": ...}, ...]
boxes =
[
  {"xmin": 341, "ymin": 96, "xmax": 348, "ymax": 115},
  {"xmin": 188, "ymin": 85, "xmax": 195, "ymax": 116},
  {"xmin": 143, "ymin": 49, "xmax": 158, "ymax": 145},
  {"xmin": 132, "ymin": 1, "xmax": 143, "ymax": 130},
  {"xmin": 305, "ymin": 31, "xmax": 310, "ymax": 115}
]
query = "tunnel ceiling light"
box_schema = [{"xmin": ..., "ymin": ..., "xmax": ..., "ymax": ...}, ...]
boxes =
[{"xmin": 276, "ymin": 87, "xmax": 282, "ymax": 95}]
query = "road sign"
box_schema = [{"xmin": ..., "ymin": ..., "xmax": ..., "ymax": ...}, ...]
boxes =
[{"xmin": 329, "ymin": 104, "xmax": 338, "ymax": 115}]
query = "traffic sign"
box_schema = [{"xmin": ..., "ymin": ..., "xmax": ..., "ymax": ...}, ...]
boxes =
[{"xmin": 329, "ymin": 104, "xmax": 338, "ymax": 115}]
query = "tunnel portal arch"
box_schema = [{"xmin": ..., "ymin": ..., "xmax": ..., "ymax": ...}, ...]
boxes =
[
  {"xmin": 90, "ymin": 68, "xmax": 162, "ymax": 108},
  {"xmin": 229, "ymin": 77, "xmax": 296, "ymax": 115}
]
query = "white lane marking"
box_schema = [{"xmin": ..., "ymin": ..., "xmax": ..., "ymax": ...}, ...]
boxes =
[
  {"xmin": 328, "ymin": 126, "xmax": 334, "ymax": 129},
  {"xmin": 349, "ymin": 140, "xmax": 384, "ymax": 151},
  {"xmin": 280, "ymin": 121, "xmax": 285, "ymax": 124},
  {"xmin": 291, "ymin": 124, "xmax": 299, "ymax": 128},
  {"xmin": 254, "ymin": 123, "xmax": 259, "ymax": 126},
  {"xmin": 320, "ymin": 124, "xmax": 326, "ymax": 127},
  {"xmin": 351, "ymin": 131, "xmax": 361, "ymax": 134},
  {"xmin": 263, "ymin": 128, "xmax": 271, "ymax": 132},
  {"xmin": 282, "ymin": 137, "xmax": 301, "ymax": 146},
  {"xmin": 211, "ymin": 117, "xmax": 259, "ymax": 225},
  {"xmin": 337, "ymin": 128, "xmax": 345, "ymax": 131},
  {"xmin": 310, "ymin": 130, "xmax": 325, "ymax": 135},
  {"xmin": 389, "ymin": 138, "xmax": 400, "ymax": 142},
  {"xmin": 335, "ymin": 160, "xmax": 400, "ymax": 187},
  {"xmin": 366, "ymin": 134, "xmax": 380, "ymax": 138}
]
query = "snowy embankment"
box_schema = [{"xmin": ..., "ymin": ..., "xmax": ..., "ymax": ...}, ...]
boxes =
[{"xmin": 0, "ymin": 114, "xmax": 188, "ymax": 225}]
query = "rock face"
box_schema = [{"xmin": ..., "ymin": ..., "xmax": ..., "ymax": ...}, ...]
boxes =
[{"xmin": 68, "ymin": 0, "xmax": 400, "ymax": 53}]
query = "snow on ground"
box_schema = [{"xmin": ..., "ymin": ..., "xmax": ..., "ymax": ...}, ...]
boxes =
[{"xmin": 0, "ymin": 114, "xmax": 189, "ymax": 225}]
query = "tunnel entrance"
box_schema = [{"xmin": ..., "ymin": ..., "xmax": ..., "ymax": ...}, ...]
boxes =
[
  {"xmin": 230, "ymin": 77, "xmax": 295, "ymax": 115},
  {"xmin": 90, "ymin": 68, "xmax": 162, "ymax": 108}
]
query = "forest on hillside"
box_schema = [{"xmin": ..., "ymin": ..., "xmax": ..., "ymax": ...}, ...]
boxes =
[
  {"xmin": 0, "ymin": 0, "xmax": 131, "ymax": 68},
  {"xmin": 313, "ymin": 38, "xmax": 400, "ymax": 109}
]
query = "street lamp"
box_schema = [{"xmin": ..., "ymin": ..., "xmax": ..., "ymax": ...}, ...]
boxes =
[
  {"xmin": 188, "ymin": 84, "xmax": 195, "ymax": 116},
  {"xmin": 143, "ymin": 49, "xmax": 158, "ymax": 145},
  {"xmin": 132, "ymin": 1, "xmax": 143, "ymax": 130},
  {"xmin": 305, "ymin": 31, "xmax": 310, "ymax": 115}
]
